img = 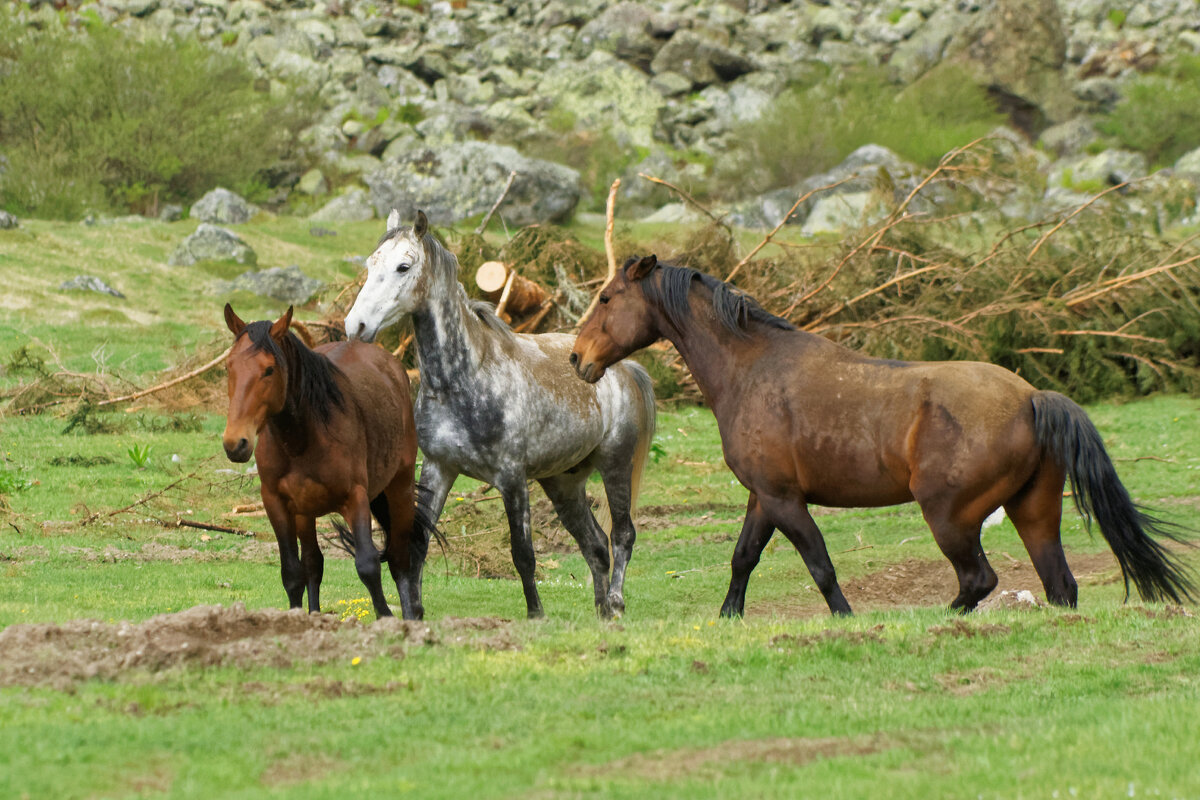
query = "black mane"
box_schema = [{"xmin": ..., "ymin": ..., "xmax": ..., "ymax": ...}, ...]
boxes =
[
  {"xmin": 242, "ymin": 320, "xmax": 345, "ymax": 424},
  {"xmin": 646, "ymin": 262, "xmax": 796, "ymax": 336}
]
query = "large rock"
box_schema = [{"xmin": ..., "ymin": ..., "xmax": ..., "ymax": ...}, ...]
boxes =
[
  {"xmin": 948, "ymin": 0, "xmax": 1074, "ymax": 135},
  {"xmin": 0, "ymin": 210, "xmax": 17, "ymax": 230},
  {"xmin": 535, "ymin": 51, "xmax": 665, "ymax": 148},
  {"xmin": 365, "ymin": 142, "xmax": 581, "ymax": 226},
  {"xmin": 574, "ymin": 2, "xmax": 668, "ymax": 71},
  {"xmin": 309, "ymin": 188, "xmax": 376, "ymax": 223},
  {"xmin": 215, "ymin": 265, "xmax": 324, "ymax": 305},
  {"xmin": 650, "ymin": 29, "xmax": 758, "ymax": 90},
  {"xmin": 59, "ymin": 275, "xmax": 125, "ymax": 298},
  {"xmin": 168, "ymin": 224, "xmax": 257, "ymax": 266},
  {"xmin": 190, "ymin": 188, "xmax": 258, "ymax": 225},
  {"xmin": 729, "ymin": 144, "xmax": 920, "ymax": 230}
]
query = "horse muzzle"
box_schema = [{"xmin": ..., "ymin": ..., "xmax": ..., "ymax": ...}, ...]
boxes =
[
  {"xmin": 345, "ymin": 315, "xmax": 378, "ymax": 343},
  {"xmin": 223, "ymin": 434, "xmax": 254, "ymax": 463},
  {"xmin": 569, "ymin": 351, "xmax": 605, "ymax": 384}
]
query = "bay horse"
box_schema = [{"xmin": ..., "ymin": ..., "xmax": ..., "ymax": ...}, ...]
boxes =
[
  {"xmin": 344, "ymin": 210, "xmax": 657, "ymax": 619},
  {"xmin": 570, "ymin": 255, "xmax": 1195, "ymax": 616},
  {"xmin": 223, "ymin": 304, "xmax": 428, "ymax": 619}
]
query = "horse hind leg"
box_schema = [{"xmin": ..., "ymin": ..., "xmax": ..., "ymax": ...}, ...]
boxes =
[
  {"xmin": 374, "ymin": 470, "xmax": 426, "ymax": 621},
  {"xmin": 598, "ymin": 464, "xmax": 637, "ymax": 616},
  {"xmin": 296, "ymin": 515, "xmax": 325, "ymax": 613},
  {"xmin": 918, "ymin": 497, "xmax": 998, "ymax": 612},
  {"xmin": 539, "ymin": 474, "xmax": 613, "ymax": 618},
  {"xmin": 346, "ymin": 486, "xmax": 393, "ymax": 618},
  {"xmin": 1003, "ymin": 461, "xmax": 1077, "ymax": 607}
]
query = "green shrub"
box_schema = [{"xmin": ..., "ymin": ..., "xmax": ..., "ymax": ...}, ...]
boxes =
[
  {"xmin": 1098, "ymin": 55, "xmax": 1200, "ymax": 168},
  {"xmin": 715, "ymin": 64, "xmax": 1004, "ymax": 196},
  {"xmin": 0, "ymin": 9, "xmax": 320, "ymax": 218}
]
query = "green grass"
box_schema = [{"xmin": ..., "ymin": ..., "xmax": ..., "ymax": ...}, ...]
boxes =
[{"xmin": 2, "ymin": 218, "xmax": 1200, "ymax": 797}]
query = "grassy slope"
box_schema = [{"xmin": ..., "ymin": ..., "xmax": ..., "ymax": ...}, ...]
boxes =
[{"xmin": 1, "ymin": 218, "xmax": 1199, "ymax": 798}]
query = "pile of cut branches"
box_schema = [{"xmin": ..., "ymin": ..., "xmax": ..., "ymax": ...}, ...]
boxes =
[{"xmin": 646, "ymin": 139, "xmax": 1200, "ymax": 403}]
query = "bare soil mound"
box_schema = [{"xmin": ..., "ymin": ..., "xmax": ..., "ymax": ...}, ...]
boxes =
[{"xmin": 0, "ymin": 604, "xmax": 512, "ymax": 690}]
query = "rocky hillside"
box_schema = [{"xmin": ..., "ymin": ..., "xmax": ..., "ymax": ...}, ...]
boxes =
[{"xmin": 10, "ymin": 0, "xmax": 1200, "ymax": 230}]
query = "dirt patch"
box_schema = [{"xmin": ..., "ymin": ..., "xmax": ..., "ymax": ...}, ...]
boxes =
[
  {"xmin": 0, "ymin": 604, "xmax": 515, "ymax": 690},
  {"xmin": 750, "ymin": 550, "xmax": 1123, "ymax": 618},
  {"xmin": 767, "ymin": 624, "xmax": 886, "ymax": 651},
  {"xmin": 581, "ymin": 734, "xmax": 897, "ymax": 782},
  {"xmin": 260, "ymin": 752, "xmax": 343, "ymax": 789},
  {"xmin": 928, "ymin": 619, "xmax": 1011, "ymax": 639}
]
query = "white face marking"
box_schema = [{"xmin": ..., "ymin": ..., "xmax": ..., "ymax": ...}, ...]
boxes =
[{"xmin": 344, "ymin": 231, "xmax": 427, "ymax": 342}]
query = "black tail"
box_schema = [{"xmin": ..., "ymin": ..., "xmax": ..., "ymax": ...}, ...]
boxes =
[
  {"xmin": 1032, "ymin": 391, "xmax": 1196, "ymax": 604},
  {"xmin": 331, "ymin": 502, "xmax": 444, "ymax": 560}
]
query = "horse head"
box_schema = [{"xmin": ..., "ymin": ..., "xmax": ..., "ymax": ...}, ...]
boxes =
[
  {"xmin": 222, "ymin": 303, "xmax": 293, "ymax": 463},
  {"xmin": 345, "ymin": 209, "xmax": 437, "ymax": 343},
  {"xmin": 571, "ymin": 254, "xmax": 662, "ymax": 383}
]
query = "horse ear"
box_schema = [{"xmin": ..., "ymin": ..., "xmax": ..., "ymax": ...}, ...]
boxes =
[
  {"xmin": 413, "ymin": 209, "xmax": 428, "ymax": 239},
  {"xmin": 626, "ymin": 254, "xmax": 658, "ymax": 281},
  {"xmin": 269, "ymin": 306, "xmax": 294, "ymax": 341},
  {"xmin": 224, "ymin": 303, "xmax": 246, "ymax": 336},
  {"xmin": 387, "ymin": 208, "xmax": 402, "ymax": 231}
]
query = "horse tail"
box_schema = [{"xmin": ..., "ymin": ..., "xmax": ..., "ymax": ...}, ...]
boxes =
[
  {"xmin": 330, "ymin": 503, "xmax": 444, "ymax": 561},
  {"xmin": 1032, "ymin": 391, "xmax": 1196, "ymax": 604},
  {"xmin": 330, "ymin": 518, "xmax": 364, "ymax": 558},
  {"xmin": 627, "ymin": 362, "xmax": 657, "ymax": 516}
]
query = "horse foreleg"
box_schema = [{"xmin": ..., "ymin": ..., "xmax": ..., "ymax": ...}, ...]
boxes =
[
  {"xmin": 346, "ymin": 486, "xmax": 392, "ymax": 618},
  {"xmin": 262, "ymin": 493, "xmax": 304, "ymax": 609},
  {"xmin": 498, "ymin": 477, "xmax": 544, "ymax": 619},
  {"xmin": 539, "ymin": 474, "xmax": 612, "ymax": 618},
  {"xmin": 760, "ymin": 494, "xmax": 852, "ymax": 616},
  {"xmin": 405, "ymin": 461, "xmax": 458, "ymax": 618},
  {"xmin": 296, "ymin": 515, "xmax": 324, "ymax": 613},
  {"xmin": 720, "ymin": 493, "xmax": 776, "ymax": 618}
]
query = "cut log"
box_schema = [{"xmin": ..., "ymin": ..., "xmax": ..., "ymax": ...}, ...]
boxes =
[{"xmin": 474, "ymin": 261, "xmax": 549, "ymax": 317}]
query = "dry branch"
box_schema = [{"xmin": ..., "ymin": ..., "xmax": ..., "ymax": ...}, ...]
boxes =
[
  {"xmin": 725, "ymin": 177, "xmax": 854, "ymax": 283},
  {"xmin": 96, "ymin": 347, "xmax": 231, "ymax": 409},
  {"xmin": 577, "ymin": 178, "xmax": 622, "ymax": 329},
  {"xmin": 475, "ymin": 170, "xmax": 518, "ymax": 235}
]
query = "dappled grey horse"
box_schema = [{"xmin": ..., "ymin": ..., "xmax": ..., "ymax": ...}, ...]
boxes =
[{"xmin": 345, "ymin": 210, "xmax": 657, "ymax": 618}]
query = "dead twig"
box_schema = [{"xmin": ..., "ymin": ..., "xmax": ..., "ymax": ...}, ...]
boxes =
[
  {"xmin": 1028, "ymin": 180, "xmax": 1137, "ymax": 259},
  {"xmin": 637, "ymin": 172, "xmax": 721, "ymax": 223},
  {"xmin": 725, "ymin": 177, "xmax": 854, "ymax": 283},
  {"xmin": 475, "ymin": 170, "xmax": 518, "ymax": 235}
]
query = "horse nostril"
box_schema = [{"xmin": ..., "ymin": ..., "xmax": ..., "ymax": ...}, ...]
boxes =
[
  {"xmin": 355, "ymin": 321, "xmax": 366, "ymax": 338},
  {"xmin": 569, "ymin": 352, "xmax": 579, "ymax": 367},
  {"xmin": 238, "ymin": 438, "xmax": 249, "ymax": 452}
]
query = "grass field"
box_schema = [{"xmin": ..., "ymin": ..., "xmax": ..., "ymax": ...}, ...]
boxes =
[{"xmin": 2, "ymin": 218, "xmax": 1200, "ymax": 798}]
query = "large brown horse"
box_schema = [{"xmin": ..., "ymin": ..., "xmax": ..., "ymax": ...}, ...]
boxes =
[
  {"xmin": 223, "ymin": 304, "xmax": 427, "ymax": 619},
  {"xmin": 570, "ymin": 255, "xmax": 1195, "ymax": 616}
]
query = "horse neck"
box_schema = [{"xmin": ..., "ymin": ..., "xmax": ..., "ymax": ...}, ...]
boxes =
[
  {"xmin": 652, "ymin": 284, "xmax": 774, "ymax": 416},
  {"xmin": 410, "ymin": 258, "xmax": 491, "ymax": 395}
]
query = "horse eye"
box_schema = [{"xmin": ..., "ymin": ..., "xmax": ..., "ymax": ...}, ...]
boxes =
[
  {"xmin": 396, "ymin": 263, "xmax": 411, "ymax": 274},
  {"xmin": 263, "ymin": 366, "xmax": 274, "ymax": 378},
  {"xmin": 599, "ymin": 294, "xmax": 609, "ymax": 304}
]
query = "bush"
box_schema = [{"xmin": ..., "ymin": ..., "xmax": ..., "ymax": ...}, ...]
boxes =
[
  {"xmin": 0, "ymin": 10, "xmax": 319, "ymax": 218},
  {"xmin": 1098, "ymin": 55, "xmax": 1200, "ymax": 168},
  {"xmin": 715, "ymin": 64, "xmax": 1004, "ymax": 196}
]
